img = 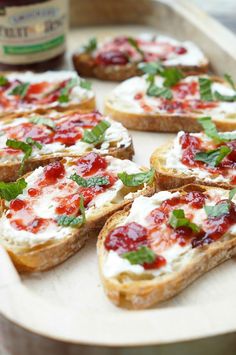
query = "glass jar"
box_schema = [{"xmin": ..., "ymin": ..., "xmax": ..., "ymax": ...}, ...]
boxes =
[{"xmin": 0, "ymin": 0, "xmax": 68, "ymax": 71}]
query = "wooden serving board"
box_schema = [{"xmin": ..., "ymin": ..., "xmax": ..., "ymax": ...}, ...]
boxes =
[{"xmin": 1, "ymin": 0, "xmax": 236, "ymax": 352}]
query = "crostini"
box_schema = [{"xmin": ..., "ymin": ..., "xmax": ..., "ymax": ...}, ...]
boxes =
[
  {"xmin": 0, "ymin": 71, "xmax": 95, "ymax": 116},
  {"xmin": 0, "ymin": 110, "xmax": 133, "ymax": 182},
  {"xmin": 98, "ymin": 184, "xmax": 236, "ymax": 309},
  {"xmin": 151, "ymin": 117, "xmax": 236, "ymax": 190},
  {"xmin": 105, "ymin": 70, "xmax": 236, "ymax": 132},
  {"xmin": 73, "ymin": 34, "xmax": 208, "ymax": 81},
  {"xmin": 0, "ymin": 153, "xmax": 155, "ymax": 272}
]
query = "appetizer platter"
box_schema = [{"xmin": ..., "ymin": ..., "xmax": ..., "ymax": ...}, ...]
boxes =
[{"xmin": 1, "ymin": 0, "xmax": 236, "ymax": 349}]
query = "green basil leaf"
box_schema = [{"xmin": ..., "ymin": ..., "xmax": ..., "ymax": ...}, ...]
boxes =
[
  {"xmin": 10, "ymin": 82, "xmax": 30, "ymax": 98},
  {"xmin": 224, "ymin": 73, "xmax": 236, "ymax": 91},
  {"xmin": 6, "ymin": 138, "xmax": 42, "ymax": 175},
  {"xmin": 70, "ymin": 173, "xmax": 110, "ymax": 188},
  {"xmin": 79, "ymin": 79, "xmax": 92, "ymax": 90},
  {"xmin": 118, "ymin": 168, "xmax": 155, "ymax": 187},
  {"xmin": 229, "ymin": 188, "xmax": 236, "ymax": 201},
  {"xmin": 122, "ymin": 246, "xmax": 156, "ymax": 265},
  {"xmin": 161, "ymin": 67, "xmax": 183, "ymax": 88},
  {"xmin": 0, "ymin": 76, "xmax": 8, "ymax": 86},
  {"xmin": 0, "ymin": 178, "xmax": 27, "ymax": 201},
  {"xmin": 58, "ymin": 78, "xmax": 78, "ymax": 103},
  {"xmin": 29, "ymin": 116, "xmax": 56, "ymax": 130},
  {"xmin": 214, "ymin": 91, "xmax": 236, "ymax": 102},
  {"xmin": 82, "ymin": 120, "xmax": 110, "ymax": 145},
  {"xmin": 83, "ymin": 37, "xmax": 97, "ymax": 53},
  {"xmin": 138, "ymin": 61, "xmax": 163, "ymax": 75},
  {"xmin": 195, "ymin": 146, "xmax": 231, "ymax": 167},
  {"xmin": 25, "ymin": 137, "xmax": 42, "ymax": 150},
  {"xmin": 147, "ymin": 84, "xmax": 173, "ymax": 99},
  {"xmin": 198, "ymin": 117, "xmax": 224, "ymax": 143},
  {"xmin": 199, "ymin": 78, "xmax": 213, "ymax": 101},
  {"xmin": 204, "ymin": 202, "xmax": 230, "ymax": 218},
  {"xmin": 169, "ymin": 209, "xmax": 200, "ymax": 232},
  {"xmin": 127, "ymin": 37, "xmax": 144, "ymax": 58},
  {"xmin": 57, "ymin": 195, "xmax": 86, "ymax": 227}
]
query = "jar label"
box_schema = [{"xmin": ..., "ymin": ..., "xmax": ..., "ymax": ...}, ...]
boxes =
[{"xmin": 0, "ymin": 0, "xmax": 68, "ymax": 64}]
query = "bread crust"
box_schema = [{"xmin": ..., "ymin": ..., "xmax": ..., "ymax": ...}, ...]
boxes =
[
  {"xmin": 2, "ymin": 172, "xmax": 155, "ymax": 273},
  {"xmin": 72, "ymin": 53, "xmax": 208, "ymax": 82},
  {"xmin": 150, "ymin": 142, "xmax": 235, "ymax": 190},
  {"xmin": 97, "ymin": 184, "xmax": 236, "ymax": 309},
  {"xmin": 105, "ymin": 99, "xmax": 236, "ymax": 133}
]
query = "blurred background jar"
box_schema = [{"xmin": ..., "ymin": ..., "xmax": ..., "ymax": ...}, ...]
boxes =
[{"xmin": 0, "ymin": 0, "xmax": 68, "ymax": 71}]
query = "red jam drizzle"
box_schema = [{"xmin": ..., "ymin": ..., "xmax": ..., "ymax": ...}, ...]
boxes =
[
  {"xmin": 0, "ymin": 78, "xmax": 76, "ymax": 110},
  {"xmin": 75, "ymin": 152, "xmax": 108, "ymax": 176},
  {"xmin": 8, "ymin": 153, "xmax": 117, "ymax": 233},
  {"xmin": 1, "ymin": 112, "xmax": 103, "ymax": 155},
  {"xmin": 104, "ymin": 222, "xmax": 167, "ymax": 270},
  {"xmin": 104, "ymin": 191, "xmax": 236, "ymax": 269},
  {"xmin": 95, "ymin": 36, "xmax": 189, "ymax": 66},
  {"xmin": 180, "ymin": 133, "xmax": 236, "ymax": 183}
]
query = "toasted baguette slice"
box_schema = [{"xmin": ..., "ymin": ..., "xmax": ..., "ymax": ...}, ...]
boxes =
[
  {"xmin": 151, "ymin": 130, "xmax": 236, "ymax": 190},
  {"xmin": 105, "ymin": 75, "xmax": 236, "ymax": 132},
  {"xmin": 73, "ymin": 34, "xmax": 208, "ymax": 81},
  {"xmin": 0, "ymin": 110, "xmax": 134, "ymax": 182},
  {"xmin": 0, "ymin": 71, "xmax": 95, "ymax": 117},
  {"xmin": 0, "ymin": 153, "xmax": 155, "ymax": 272},
  {"xmin": 98, "ymin": 184, "xmax": 236, "ymax": 309}
]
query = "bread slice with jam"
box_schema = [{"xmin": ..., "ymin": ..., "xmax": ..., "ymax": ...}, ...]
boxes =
[
  {"xmin": 0, "ymin": 109, "xmax": 134, "ymax": 182},
  {"xmin": 98, "ymin": 184, "xmax": 236, "ymax": 309},
  {"xmin": 105, "ymin": 72, "xmax": 236, "ymax": 132},
  {"xmin": 0, "ymin": 71, "xmax": 95, "ymax": 117},
  {"xmin": 151, "ymin": 117, "xmax": 236, "ymax": 190},
  {"xmin": 0, "ymin": 152, "xmax": 155, "ymax": 272},
  {"xmin": 73, "ymin": 34, "xmax": 208, "ymax": 81}
]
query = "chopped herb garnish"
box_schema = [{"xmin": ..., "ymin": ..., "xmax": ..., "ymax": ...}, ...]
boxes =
[
  {"xmin": 29, "ymin": 116, "xmax": 56, "ymax": 130},
  {"xmin": 0, "ymin": 178, "xmax": 27, "ymax": 201},
  {"xmin": 57, "ymin": 195, "xmax": 86, "ymax": 227},
  {"xmin": 147, "ymin": 84, "xmax": 173, "ymax": 99},
  {"xmin": 214, "ymin": 91, "xmax": 236, "ymax": 102},
  {"xmin": 127, "ymin": 37, "xmax": 144, "ymax": 58},
  {"xmin": 70, "ymin": 173, "xmax": 109, "ymax": 188},
  {"xmin": 118, "ymin": 168, "xmax": 155, "ymax": 187},
  {"xmin": 58, "ymin": 78, "xmax": 78, "ymax": 103},
  {"xmin": 195, "ymin": 146, "xmax": 231, "ymax": 167},
  {"xmin": 204, "ymin": 202, "xmax": 230, "ymax": 218},
  {"xmin": 169, "ymin": 209, "xmax": 200, "ymax": 232},
  {"xmin": 198, "ymin": 117, "xmax": 236, "ymax": 142},
  {"xmin": 6, "ymin": 138, "xmax": 42, "ymax": 175},
  {"xmin": 10, "ymin": 82, "xmax": 30, "ymax": 98},
  {"xmin": 122, "ymin": 246, "xmax": 156, "ymax": 265},
  {"xmin": 199, "ymin": 78, "xmax": 213, "ymax": 101},
  {"xmin": 224, "ymin": 73, "xmax": 236, "ymax": 91},
  {"xmin": 138, "ymin": 61, "xmax": 163, "ymax": 75},
  {"xmin": 82, "ymin": 120, "xmax": 110, "ymax": 145},
  {"xmin": 229, "ymin": 188, "xmax": 236, "ymax": 201},
  {"xmin": 79, "ymin": 79, "xmax": 92, "ymax": 90},
  {"xmin": 0, "ymin": 76, "xmax": 8, "ymax": 86},
  {"xmin": 83, "ymin": 37, "xmax": 97, "ymax": 53},
  {"xmin": 161, "ymin": 67, "xmax": 184, "ymax": 88}
]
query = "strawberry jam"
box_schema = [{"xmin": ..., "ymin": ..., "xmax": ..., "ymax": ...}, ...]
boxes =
[
  {"xmin": 10, "ymin": 199, "xmax": 26, "ymax": 211},
  {"xmin": 105, "ymin": 222, "xmax": 148, "ymax": 254},
  {"xmin": 4, "ymin": 111, "xmax": 103, "ymax": 149},
  {"xmin": 179, "ymin": 133, "xmax": 236, "ymax": 183},
  {"xmin": 96, "ymin": 51, "xmax": 129, "ymax": 66},
  {"xmin": 104, "ymin": 222, "xmax": 166, "ymax": 270},
  {"xmin": 41, "ymin": 161, "xmax": 65, "ymax": 185},
  {"xmin": 76, "ymin": 152, "xmax": 107, "ymax": 176}
]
